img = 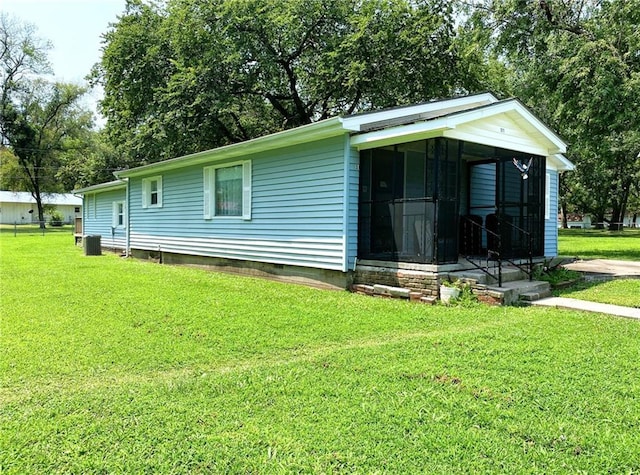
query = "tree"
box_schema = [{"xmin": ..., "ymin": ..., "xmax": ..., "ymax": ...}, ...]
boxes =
[
  {"xmin": 0, "ymin": 13, "xmax": 52, "ymax": 140},
  {"xmin": 93, "ymin": 0, "xmax": 480, "ymax": 166},
  {"xmin": 56, "ymin": 129, "xmax": 123, "ymax": 189},
  {"xmin": 466, "ymin": 0, "xmax": 640, "ymax": 230},
  {"xmin": 1, "ymin": 14, "xmax": 95, "ymax": 227},
  {"xmin": 3, "ymin": 80, "xmax": 93, "ymax": 226}
]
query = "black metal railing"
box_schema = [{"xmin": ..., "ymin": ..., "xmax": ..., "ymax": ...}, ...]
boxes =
[
  {"xmin": 499, "ymin": 218, "xmax": 534, "ymax": 282},
  {"xmin": 460, "ymin": 215, "xmax": 535, "ymax": 287},
  {"xmin": 460, "ymin": 215, "xmax": 503, "ymax": 286}
]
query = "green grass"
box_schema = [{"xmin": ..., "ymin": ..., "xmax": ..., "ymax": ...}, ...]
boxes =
[
  {"xmin": 558, "ymin": 228, "xmax": 640, "ymax": 260},
  {"xmin": 556, "ymin": 228, "xmax": 640, "ymax": 307},
  {"xmin": 2, "ymin": 234, "xmax": 640, "ymax": 473},
  {"xmin": 557, "ymin": 279, "xmax": 640, "ymax": 308},
  {"xmin": 0, "ymin": 223, "xmax": 75, "ymax": 235}
]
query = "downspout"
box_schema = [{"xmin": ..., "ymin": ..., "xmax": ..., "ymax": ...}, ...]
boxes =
[
  {"xmin": 72, "ymin": 193, "xmax": 84, "ymax": 239},
  {"xmin": 124, "ymin": 177, "xmax": 131, "ymax": 257}
]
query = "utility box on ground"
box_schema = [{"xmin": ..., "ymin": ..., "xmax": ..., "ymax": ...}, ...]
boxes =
[{"xmin": 84, "ymin": 235, "xmax": 102, "ymax": 256}]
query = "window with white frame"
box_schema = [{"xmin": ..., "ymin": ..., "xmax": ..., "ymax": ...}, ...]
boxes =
[
  {"xmin": 112, "ymin": 201, "xmax": 126, "ymax": 227},
  {"xmin": 203, "ymin": 161, "xmax": 251, "ymax": 219},
  {"xmin": 142, "ymin": 176, "xmax": 162, "ymax": 208}
]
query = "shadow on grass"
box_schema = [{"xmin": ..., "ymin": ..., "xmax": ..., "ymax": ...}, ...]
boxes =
[
  {"xmin": 553, "ymin": 278, "xmax": 601, "ymax": 297},
  {"xmin": 0, "ymin": 224, "xmax": 74, "ymax": 236},
  {"xmin": 573, "ymin": 249, "xmax": 640, "ymax": 260}
]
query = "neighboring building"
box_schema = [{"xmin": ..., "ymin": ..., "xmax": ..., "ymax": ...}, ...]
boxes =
[
  {"xmin": 0, "ymin": 191, "xmax": 82, "ymax": 225},
  {"xmin": 75, "ymin": 93, "xmax": 574, "ymax": 293},
  {"xmin": 559, "ymin": 213, "xmax": 592, "ymax": 229},
  {"xmin": 559, "ymin": 213, "xmax": 638, "ymax": 229}
]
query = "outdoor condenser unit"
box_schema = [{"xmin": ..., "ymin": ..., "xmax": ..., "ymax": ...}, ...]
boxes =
[{"xmin": 83, "ymin": 235, "xmax": 102, "ymax": 256}]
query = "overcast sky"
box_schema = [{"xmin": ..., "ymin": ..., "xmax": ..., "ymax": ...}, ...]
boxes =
[{"xmin": 1, "ymin": 0, "xmax": 127, "ymax": 125}]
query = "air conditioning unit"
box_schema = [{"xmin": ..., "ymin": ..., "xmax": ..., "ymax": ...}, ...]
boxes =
[{"xmin": 83, "ymin": 235, "xmax": 102, "ymax": 256}]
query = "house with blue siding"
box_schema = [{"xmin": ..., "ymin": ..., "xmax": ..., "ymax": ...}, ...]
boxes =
[
  {"xmin": 75, "ymin": 93, "xmax": 573, "ymax": 296},
  {"xmin": 76, "ymin": 181, "xmax": 127, "ymax": 250}
]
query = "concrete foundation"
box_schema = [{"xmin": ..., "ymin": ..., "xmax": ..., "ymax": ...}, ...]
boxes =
[{"xmin": 129, "ymin": 249, "xmax": 353, "ymax": 290}]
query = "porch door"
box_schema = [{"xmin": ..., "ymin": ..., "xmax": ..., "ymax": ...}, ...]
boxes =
[{"xmin": 495, "ymin": 154, "xmax": 545, "ymax": 258}]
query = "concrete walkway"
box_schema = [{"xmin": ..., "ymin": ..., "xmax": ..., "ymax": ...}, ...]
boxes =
[
  {"xmin": 563, "ymin": 259, "xmax": 640, "ymax": 278},
  {"xmin": 533, "ymin": 259, "xmax": 640, "ymax": 319},
  {"xmin": 532, "ymin": 297, "xmax": 640, "ymax": 320}
]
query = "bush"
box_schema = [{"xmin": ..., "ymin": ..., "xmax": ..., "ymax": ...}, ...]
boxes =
[
  {"xmin": 48, "ymin": 210, "xmax": 64, "ymax": 227},
  {"xmin": 533, "ymin": 261, "xmax": 582, "ymax": 287}
]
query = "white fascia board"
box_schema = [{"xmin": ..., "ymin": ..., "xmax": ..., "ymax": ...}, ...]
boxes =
[
  {"xmin": 341, "ymin": 92, "xmax": 499, "ymax": 132},
  {"xmin": 115, "ymin": 117, "xmax": 345, "ymax": 178},
  {"xmin": 548, "ymin": 154, "xmax": 575, "ymax": 172},
  {"xmin": 73, "ymin": 180, "xmax": 127, "ymax": 194},
  {"xmin": 350, "ymin": 121, "xmax": 453, "ymax": 150},
  {"xmin": 446, "ymin": 100, "xmax": 567, "ymax": 154},
  {"xmin": 350, "ymin": 98, "xmax": 569, "ymax": 156}
]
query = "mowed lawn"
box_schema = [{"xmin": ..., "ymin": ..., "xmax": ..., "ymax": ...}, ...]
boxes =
[
  {"xmin": 2, "ymin": 231, "xmax": 640, "ymax": 473},
  {"xmin": 559, "ymin": 228, "xmax": 640, "ymax": 261},
  {"xmin": 557, "ymin": 228, "xmax": 640, "ymax": 307}
]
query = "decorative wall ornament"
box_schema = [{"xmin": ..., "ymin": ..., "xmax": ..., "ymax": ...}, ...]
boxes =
[{"xmin": 512, "ymin": 157, "xmax": 533, "ymax": 180}]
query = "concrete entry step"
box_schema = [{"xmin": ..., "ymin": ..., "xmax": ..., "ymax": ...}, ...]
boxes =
[
  {"xmin": 449, "ymin": 266, "xmax": 529, "ymax": 285},
  {"xmin": 476, "ymin": 279, "xmax": 551, "ymax": 306}
]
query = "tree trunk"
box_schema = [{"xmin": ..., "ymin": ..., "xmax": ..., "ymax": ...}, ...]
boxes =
[
  {"xmin": 609, "ymin": 207, "xmax": 624, "ymax": 231},
  {"xmin": 36, "ymin": 195, "xmax": 45, "ymax": 229},
  {"xmin": 609, "ymin": 180, "xmax": 631, "ymax": 231},
  {"xmin": 560, "ymin": 201, "xmax": 568, "ymax": 229},
  {"xmin": 594, "ymin": 211, "xmax": 606, "ymax": 229}
]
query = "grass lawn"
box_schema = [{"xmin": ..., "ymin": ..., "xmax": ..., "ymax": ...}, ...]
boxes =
[
  {"xmin": 2, "ymin": 233, "xmax": 640, "ymax": 473},
  {"xmin": 556, "ymin": 279, "xmax": 640, "ymax": 308},
  {"xmin": 556, "ymin": 228, "xmax": 640, "ymax": 307},
  {"xmin": 558, "ymin": 228, "xmax": 640, "ymax": 260}
]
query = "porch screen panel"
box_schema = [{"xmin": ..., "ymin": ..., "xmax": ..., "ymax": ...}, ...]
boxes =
[
  {"xmin": 358, "ymin": 151, "xmax": 373, "ymax": 258},
  {"xmin": 357, "ymin": 141, "xmax": 436, "ymax": 263},
  {"xmin": 435, "ymin": 138, "xmax": 460, "ymax": 263},
  {"xmin": 496, "ymin": 153, "xmax": 545, "ymax": 258}
]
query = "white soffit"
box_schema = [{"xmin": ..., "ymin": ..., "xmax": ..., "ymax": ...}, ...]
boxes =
[
  {"xmin": 341, "ymin": 92, "xmax": 499, "ymax": 132},
  {"xmin": 548, "ymin": 154, "xmax": 575, "ymax": 172},
  {"xmin": 350, "ymin": 99, "xmax": 568, "ymax": 157}
]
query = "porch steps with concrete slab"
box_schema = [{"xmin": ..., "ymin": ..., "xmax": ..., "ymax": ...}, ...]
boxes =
[
  {"xmin": 449, "ymin": 267, "xmax": 551, "ymax": 305},
  {"xmin": 448, "ymin": 266, "xmax": 529, "ymax": 286}
]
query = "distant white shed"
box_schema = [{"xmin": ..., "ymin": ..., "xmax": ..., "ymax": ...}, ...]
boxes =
[{"xmin": 0, "ymin": 191, "xmax": 82, "ymax": 224}]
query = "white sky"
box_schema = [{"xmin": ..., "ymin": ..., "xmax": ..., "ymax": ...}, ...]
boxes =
[{"xmin": 1, "ymin": 0, "xmax": 127, "ymax": 126}]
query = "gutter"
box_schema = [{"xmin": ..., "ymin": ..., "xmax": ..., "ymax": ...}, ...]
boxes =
[{"xmin": 115, "ymin": 117, "xmax": 346, "ymax": 179}]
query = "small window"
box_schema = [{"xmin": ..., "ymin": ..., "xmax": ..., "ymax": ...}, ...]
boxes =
[
  {"xmin": 112, "ymin": 201, "xmax": 126, "ymax": 228},
  {"xmin": 142, "ymin": 176, "xmax": 162, "ymax": 208},
  {"xmin": 204, "ymin": 161, "xmax": 251, "ymax": 220}
]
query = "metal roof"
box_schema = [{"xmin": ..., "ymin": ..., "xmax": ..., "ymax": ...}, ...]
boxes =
[{"xmin": 0, "ymin": 191, "xmax": 82, "ymax": 206}]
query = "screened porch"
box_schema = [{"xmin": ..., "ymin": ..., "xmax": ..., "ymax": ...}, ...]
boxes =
[{"xmin": 357, "ymin": 137, "xmax": 545, "ymax": 265}]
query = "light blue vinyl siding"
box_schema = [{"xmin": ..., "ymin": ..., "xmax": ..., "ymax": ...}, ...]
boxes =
[
  {"xmin": 544, "ymin": 170, "xmax": 559, "ymax": 256},
  {"xmin": 82, "ymin": 189, "xmax": 126, "ymax": 248},
  {"xmin": 345, "ymin": 141, "xmax": 360, "ymax": 271},
  {"xmin": 128, "ymin": 136, "xmax": 349, "ymax": 270},
  {"xmin": 469, "ymin": 163, "xmax": 496, "ymax": 248}
]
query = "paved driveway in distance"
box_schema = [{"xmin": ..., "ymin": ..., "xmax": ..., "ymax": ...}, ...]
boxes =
[
  {"xmin": 563, "ymin": 259, "xmax": 640, "ymax": 279},
  {"xmin": 533, "ymin": 259, "xmax": 640, "ymax": 319}
]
